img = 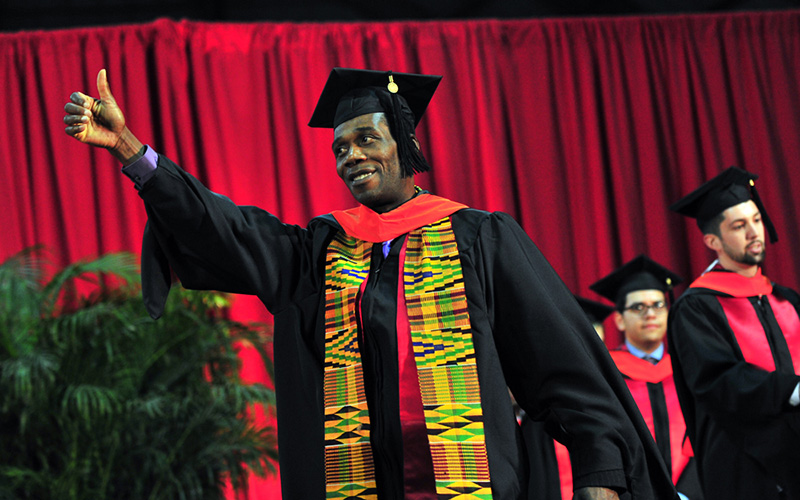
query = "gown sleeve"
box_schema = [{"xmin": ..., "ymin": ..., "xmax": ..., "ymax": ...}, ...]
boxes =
[{"xmin": 135, "ymin": 154, "xmax": 324, "ymax": 317}]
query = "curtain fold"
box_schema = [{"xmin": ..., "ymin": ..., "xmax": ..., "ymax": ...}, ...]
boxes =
[{"xmin": 3, "ymin": 11, "xmax": 800, "ymax": 496}]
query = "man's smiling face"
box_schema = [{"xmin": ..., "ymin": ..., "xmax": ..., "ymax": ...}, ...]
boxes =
[{"xmin": 332, "ymin": 112, "xmax": 415, "ymax": 213}]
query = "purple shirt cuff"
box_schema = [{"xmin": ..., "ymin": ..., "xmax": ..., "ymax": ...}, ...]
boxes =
[{"xmin": 121, "ymin": 146, "xmax": 158, "ymax": 188}]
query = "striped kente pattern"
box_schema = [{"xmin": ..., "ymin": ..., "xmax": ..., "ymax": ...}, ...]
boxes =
[
  {"xmin": 404, "ymin": 218, "xmax": 493, "ymax": 500},
  {"xmin": 323, "ymin": 233, "xmax": 377, "ymax": 499}
]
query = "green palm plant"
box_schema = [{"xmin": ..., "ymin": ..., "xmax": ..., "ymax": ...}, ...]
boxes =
[{"xmin": 0, "ymin": 248, "xmax": 277, "ymax": 500}]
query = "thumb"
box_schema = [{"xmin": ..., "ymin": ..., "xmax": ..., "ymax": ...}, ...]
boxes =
[{"xmin": 96, "ymin": 68, "xmax": 116, "ymax": 103}]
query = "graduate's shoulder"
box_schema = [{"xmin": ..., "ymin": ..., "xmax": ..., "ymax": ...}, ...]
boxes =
[
  {"xmin": 450, "ymin": 207, "xmax": 524, "ymax": 230},
  {"xmin": 310, "ymin": 213, "xmax": 340, "ymax": 231},
  {"xmin": 672, "ymin": 285, "xmax": 722, "ymax": 314},
  {"xmin": 450, "ymin": 208, "xmax": 529, "ymax": 243}
]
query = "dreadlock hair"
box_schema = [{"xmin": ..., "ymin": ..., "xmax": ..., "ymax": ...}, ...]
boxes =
[{"xmin": 375, "ymin": 88, "xmax": 432, "ymax": 177}]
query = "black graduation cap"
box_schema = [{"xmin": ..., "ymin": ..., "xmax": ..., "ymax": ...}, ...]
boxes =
[
  {"xmin": 589, "ymin": 255, "xmax": 683, "ymax": 309},
  {"xmin": 308, "ymin": 67, "xmax": 442, "ymax": 129},
  {"xmin": 668, "ymin": 166, "xmax": 778, "ymax": 243},
  {"xmin": 575, "ymin": 296, "xmax": 615, "ymax": 324}
]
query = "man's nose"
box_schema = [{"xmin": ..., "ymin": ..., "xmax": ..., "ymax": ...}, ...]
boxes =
[
  {"xmin": 746, "ymin": 221, "xmax": 760, "ymax": 238},
  {"xmin": 344, "ymin": 145, "xmax": 367, "ymax": 165}
]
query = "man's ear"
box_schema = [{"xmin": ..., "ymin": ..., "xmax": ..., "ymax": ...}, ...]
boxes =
[
  {"xmin": 613, "ymin": 311, "xmax": 626, "ymax": 332},
  {"xmin": 703, "ymin": 233, "xmax": 722, "ymax": 252},
  {"xmin": 410, "ymin": 134, "xmax": 421, "ymax": 151}
]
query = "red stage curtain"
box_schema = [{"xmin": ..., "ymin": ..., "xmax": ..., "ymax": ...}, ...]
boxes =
[{"xmin": 3, "ymin": 11, "xmax": 800, "ymax": 497}]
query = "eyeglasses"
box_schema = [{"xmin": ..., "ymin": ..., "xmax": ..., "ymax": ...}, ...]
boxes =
[{"xmin": 623, "ymin": 301, "xmax": 667, "ymax": 316}]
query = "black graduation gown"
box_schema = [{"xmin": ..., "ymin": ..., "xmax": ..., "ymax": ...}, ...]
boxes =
[
  {"xmin": 137, "ymin": 154, "xmax": 676, "ymax": 499},
  {"xmin": 668, "ymin": 278, "xmax": 800, "ymax": 500}
]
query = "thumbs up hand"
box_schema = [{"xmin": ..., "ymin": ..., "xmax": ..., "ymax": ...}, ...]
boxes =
[
  {"xmin": 64, "ymin": 68, "xmax": 128, "ymax": 148},
  {"xmin": 64, "ymin": 69, "xmax": 143, "ymax": 164}
]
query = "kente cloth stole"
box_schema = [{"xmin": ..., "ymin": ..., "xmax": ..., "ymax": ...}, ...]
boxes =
[{"xmin": 322, "ymin": 217, "xmax": 493, "ymax": 500}]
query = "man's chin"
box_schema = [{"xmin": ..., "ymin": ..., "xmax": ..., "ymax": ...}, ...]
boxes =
[
  {"xmin": 742, "ymin": 251, "xmax": 765, "ymax": 266},
  {"xmin": 351, "ymin": 190, "xmax": 387, "ymax": 211},
  {"xmin": 352, "ymin": 190, "xmax": 375, "ymax": 205}
]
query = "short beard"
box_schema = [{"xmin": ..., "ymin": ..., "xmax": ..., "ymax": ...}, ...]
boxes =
[{"xmin": 723, "ymin": 240, "xmax": 765, "ymax": 266}]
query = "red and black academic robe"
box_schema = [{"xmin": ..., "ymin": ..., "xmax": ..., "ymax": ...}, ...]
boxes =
[
  {"xmin": 609, "ymin": 348, "xmax": 703, "ymax": 499},
  {"xmin": 136, "ymin": 154, "xmax": 677, "ymax": 499},
  {"xmin": 668, "ymin": 267, "xmax": 800, "ymax": 500}
]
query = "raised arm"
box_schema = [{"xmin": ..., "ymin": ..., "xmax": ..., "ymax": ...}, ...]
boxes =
[
  {"xmin": 63, "ymin": 69, "xmax": 323, "ymax": 315},
  {"xmin": 63, "ymin": 69, "xmax": 143, "ymax": 164}
]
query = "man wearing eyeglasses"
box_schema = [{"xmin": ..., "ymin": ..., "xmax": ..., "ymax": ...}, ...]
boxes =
[
  {"xmin": 668, "ymin": 168, "xmax": 800, "ymax": 500},
  {"xmin": 591, "ymin": 255, "xmax": 703, "ymax": 500}
]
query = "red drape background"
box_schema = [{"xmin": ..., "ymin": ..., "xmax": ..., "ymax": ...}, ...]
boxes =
[{"xmin": 3, "ymin": 10, "xmax": 800, "ymax": 497}]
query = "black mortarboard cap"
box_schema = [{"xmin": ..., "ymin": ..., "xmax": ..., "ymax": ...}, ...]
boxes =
[
  {"xmin": 668, "ymin": 166, "xmax": 778, "ymax": 243},
  {"xmin": 590, "ymin": 255, "xmax": 683, "ymax": 308},
  {"xmin": 575, "ymin": 296, "xmax": 615, "ymax": 324},
  {"xmin": 308, "ymin": 68, "xmax": 442, "ymax": 129}
]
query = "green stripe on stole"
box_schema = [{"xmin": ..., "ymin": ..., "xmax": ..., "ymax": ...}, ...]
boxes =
[{"xmin": 323, "ymin": 217, "xmax": 493, "ymax": 499}]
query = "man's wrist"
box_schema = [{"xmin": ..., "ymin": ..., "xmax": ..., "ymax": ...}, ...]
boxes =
[
  {"xmin": 121, "ymin": 145, "xmax": 158, "ymax": 188},
  {"xmin": 108, "ymin": 127, "xmax": 145, "ymax": 165}
]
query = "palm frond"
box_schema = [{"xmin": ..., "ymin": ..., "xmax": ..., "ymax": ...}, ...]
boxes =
[
  {"xmin": 61, "ymin": 384, "xmax": 122, "ymax": 423},
  {"xmin": 0, "ymin": 351, "xmax": 58, "ymax": 410},
  {"xmin": 1, "ymin": 249, "xmax": 278, "ymax": 500},
  {"xmin": 41, "ymin": 252, "xmax": 140, "ymax": 316}
]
